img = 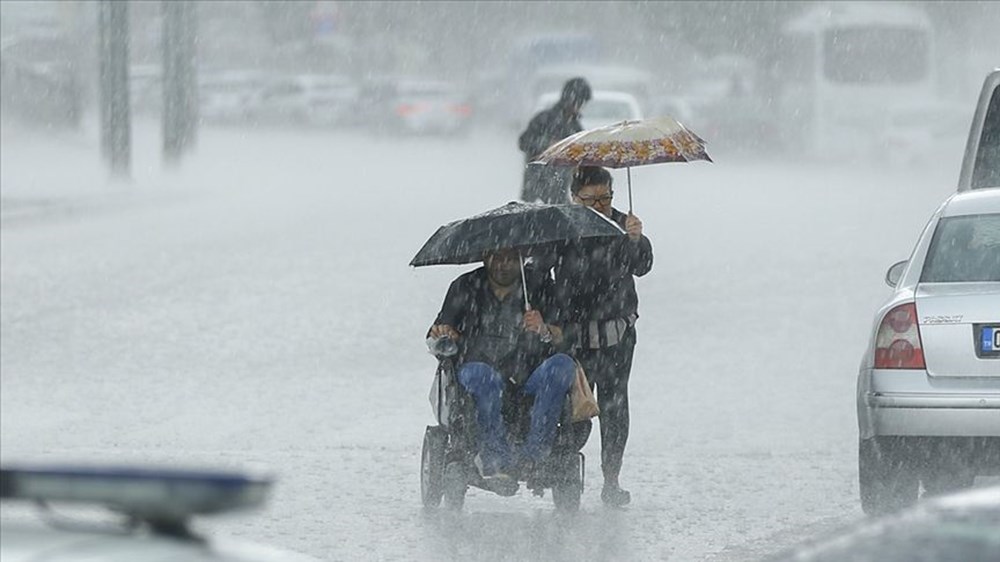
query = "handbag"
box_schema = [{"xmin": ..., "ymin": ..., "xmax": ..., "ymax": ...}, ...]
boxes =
[{"xmin": 570, "ymin": 359, "xmax": 600, "ymax": 422}]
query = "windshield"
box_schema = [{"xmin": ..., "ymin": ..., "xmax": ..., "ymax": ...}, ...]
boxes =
[
  {"xmin": 823, "ymin": 27, "xmax": 930, "ymax": 84},
  {"xmin": 921, "ymin": 214, "xmax": 1000, "ymax": 283}
]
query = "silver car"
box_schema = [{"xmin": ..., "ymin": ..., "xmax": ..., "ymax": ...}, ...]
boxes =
[
  {"xmin": 856, "ymin": 68, "xmax": 1000, "ymax": 516},
  {"xmin": 856, "ymin": 188, "xmax": 1000, "ymax": 515}
]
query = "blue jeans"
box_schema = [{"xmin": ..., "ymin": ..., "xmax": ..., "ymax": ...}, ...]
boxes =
[{"xmin": 457, "ymin": 353, "xmax": 577, "ymax": 475}]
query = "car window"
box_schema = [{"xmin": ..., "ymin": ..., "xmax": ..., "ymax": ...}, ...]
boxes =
[
  {"xmin": 972, "ymin": 85, "xmax": 1000, "ymax": 189},
  {"xmin": 921, "ymin": 214, "xmax": 1000, "ymax": 282}
]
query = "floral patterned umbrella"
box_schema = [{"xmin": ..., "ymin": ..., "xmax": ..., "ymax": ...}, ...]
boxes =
[{"xmin": 532, "ymin": 116, "xmax": 712, "ymax": 211}]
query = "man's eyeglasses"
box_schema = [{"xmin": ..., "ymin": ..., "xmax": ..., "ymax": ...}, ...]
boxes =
[{"xmin": 576, "ymin": 192, "xmax": 613, "ymax": 206}]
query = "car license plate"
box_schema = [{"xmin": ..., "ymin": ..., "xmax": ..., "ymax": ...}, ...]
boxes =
[{"xmin": 979, "ymin": 325, "xmax": 1000, "ymax": 358}]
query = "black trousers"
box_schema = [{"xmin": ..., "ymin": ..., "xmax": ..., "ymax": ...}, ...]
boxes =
[{"xmin": 576, "ymin": 328, "xmax": 636, "ymax": 484}]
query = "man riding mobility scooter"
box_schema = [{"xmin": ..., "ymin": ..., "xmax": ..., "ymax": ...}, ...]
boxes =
[{"xmin": 419, "ymin": 248, "xmax": 591, "ymax": 512}]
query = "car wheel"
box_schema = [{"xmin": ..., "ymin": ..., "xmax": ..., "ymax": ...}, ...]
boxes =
[
  {"xmin": 859, "ymin": 437, "xmax": 918, "ymax": 515},
  {"xmin": 552, "ymin": 453, "xmax": 582, "ymax": 512},
  {"xmin": 420, "ymin": 426, "xmax": 447, "ymax": 509},
  {"xmin": 442, "ymin": 460, "xmax": 467, "ymax": 511}
]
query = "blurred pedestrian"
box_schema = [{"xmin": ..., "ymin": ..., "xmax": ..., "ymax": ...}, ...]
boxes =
[{"xmin": 518, "ymin": 77, "xmax": 591, "ymax": 203}]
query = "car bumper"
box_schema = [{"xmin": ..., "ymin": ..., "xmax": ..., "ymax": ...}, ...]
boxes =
[{"xmin": 858, "ymin": 369, "xmax": 1000, "ymax": 438}]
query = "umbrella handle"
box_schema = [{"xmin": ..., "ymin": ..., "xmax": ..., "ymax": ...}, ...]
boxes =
[
  {"xmin": 627, "ymin": 166, "xmax": 633, "ymax": 214},
  {"xmin": 519, "ymin": 250, "xmax": 531, "ymax": 312}
]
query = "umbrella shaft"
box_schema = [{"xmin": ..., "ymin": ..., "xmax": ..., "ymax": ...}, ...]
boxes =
[{"xmin": 627, "ymin": 167, "xmax": 633, "ymax": 214}]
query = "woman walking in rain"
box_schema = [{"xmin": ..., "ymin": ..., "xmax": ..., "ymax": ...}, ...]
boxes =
[{"xmin": 553, "ymin": 165, "xmax": 652, "ymax": 507}]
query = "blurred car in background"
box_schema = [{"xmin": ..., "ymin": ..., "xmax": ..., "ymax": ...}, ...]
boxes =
[
  {"xmin": 0, "ymin": 35, "xmax": 82, "ymax": 128},
  {"xmin": 199, "ymin": 69, "xmax": 268, "ymax": 125},
  {"xmin": 856, "ymin": 187, "xmax": 1000, "ymax": 516},
  {"xmin": 534, "ymin": 89, "xmax": 642, "ymax": 131},
  {"xmin": 387, "ymin": 79, "xmax": 472, "ymax": 136},
  {"xmin": 765, "ymin": 485, "xmax": 1000, "ymax": 562},
  {"xmin": 880, "ymin": 101, "xmax": 972, "ymax": 168},
  {"xmin": 252, "ymin": 73, "xmax": 358, "ymax": 127},
  {"xmin": 0, "ymin": 463, "xmax": 320, "ymax": 561}
]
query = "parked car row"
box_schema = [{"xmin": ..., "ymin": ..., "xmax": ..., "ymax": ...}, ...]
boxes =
[{"xmin": 130, "ymin": 68, "xmax": 474, "ymax": 135}]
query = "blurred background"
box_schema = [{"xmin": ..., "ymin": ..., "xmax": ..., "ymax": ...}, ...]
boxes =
[
  {"xmin": 2, "ymin": 1, "xmax": 998, "ymax": 160},
  {"xmin": 2, "ymin": 3, "xmax": 999, "ymax": 560}
]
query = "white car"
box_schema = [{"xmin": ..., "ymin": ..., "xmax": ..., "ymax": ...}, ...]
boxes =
[
  {"xmin": 857, "ymin": 188, "xmax": 1000, "ymax": 515},
  {"xmin": 389, "ymin": 79, "xmax": 472, "ymax": 136},
  {"xmin": 534, "ymin": 89, "xmax": 642, "ymax": 131},
  {"xmin": 857, "ymin": 70, "xmax": 1000, "ymax": 516},
  {"xmin": 253, "ymin": 74, "xmax": 358, "ymax": 127},
  {"xmin": 0, "ymin": 464, "xmax": 320, "ymax": 562},
  {"xmin": 200, "ymin": 71, "xmax": 268, "ymax": 124}
]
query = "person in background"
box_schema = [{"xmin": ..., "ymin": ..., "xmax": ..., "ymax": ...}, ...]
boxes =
[{"xmin": 518, "ymin": 77, "xmax": 592, "ymax": 204}]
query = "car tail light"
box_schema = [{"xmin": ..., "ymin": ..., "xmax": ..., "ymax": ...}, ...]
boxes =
[
  {"xmin": 449, "ymin": 104, "xmax": 472, "ymax": 117},
  {"xmin": 396, "ymin": 103, "xmax": 428, "ymax": 117},
  {"xmin": 874, "ymin": 303, "xmax": 925, "ymax": 369}
]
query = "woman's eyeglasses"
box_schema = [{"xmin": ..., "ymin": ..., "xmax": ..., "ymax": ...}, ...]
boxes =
[{"xmin": 576, "ymin": 192, "xmax": 613, "ymax": 206}]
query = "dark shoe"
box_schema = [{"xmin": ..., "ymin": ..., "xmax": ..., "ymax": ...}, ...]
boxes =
[{"xmin": 601, "ymin": 484, "xmax": 631, "ymax": 507}]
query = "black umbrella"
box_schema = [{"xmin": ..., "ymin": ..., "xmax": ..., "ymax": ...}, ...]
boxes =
[{"xmin": 410, "ymin": 201, "xmax": 624, "ymax": 267}]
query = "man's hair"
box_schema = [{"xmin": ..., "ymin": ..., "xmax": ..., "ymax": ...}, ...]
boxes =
[{"xmin": 571, "ymin": 166, "xmax": 613, "ymax": 194}]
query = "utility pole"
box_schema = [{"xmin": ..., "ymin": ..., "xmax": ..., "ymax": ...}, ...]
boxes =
[
  {"xmin": 98, "ymin": 0, "xmax": 131, "ymax": 178},
  {"xmin": 162, "ymin": 0, "xmax": 198, "ymax": 165}
]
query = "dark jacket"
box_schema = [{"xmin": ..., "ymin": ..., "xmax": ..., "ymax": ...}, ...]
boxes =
[
  {"xmin": 518, "ymin": 103, "xmax": 583, "ymax": 203},
  {"xmin": 552, "ymin": 208, "xmax": 653, "ymax": 346},
  {"xmin": 433, "ymin": 266, "xmax": 562, "ymax": 384},
  {"xmin": 518, "ymin": 102, "xmax": 583, "ymax": 163}
]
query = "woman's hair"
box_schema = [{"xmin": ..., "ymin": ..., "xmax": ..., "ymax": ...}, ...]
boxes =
[{"xmin": 571, "ymin": 166, "xmax": 613, "ymax": 194}]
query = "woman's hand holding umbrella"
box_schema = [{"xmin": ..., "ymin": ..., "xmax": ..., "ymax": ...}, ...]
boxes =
[{"xmin": 625, "ymin": 213, "xmax": 643, "ymax": 242}]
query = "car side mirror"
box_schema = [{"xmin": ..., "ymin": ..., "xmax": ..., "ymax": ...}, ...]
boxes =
[{"xmin": 885, "ymin": 260, "xmax": 908, "ymax": 288}]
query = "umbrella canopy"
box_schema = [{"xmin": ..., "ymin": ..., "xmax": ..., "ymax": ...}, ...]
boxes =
[
  {"xmin": 532, "ymin": 116, "xmax": 712, "ymax": 168},
  {"xmin": 409, "ymin": 201, "xmax": 625, "ymax": 267}
]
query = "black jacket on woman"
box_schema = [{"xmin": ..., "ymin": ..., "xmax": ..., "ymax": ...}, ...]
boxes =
[{"xmin": 552, "ymin": 208, "xmax": 653, "ymax": 348}]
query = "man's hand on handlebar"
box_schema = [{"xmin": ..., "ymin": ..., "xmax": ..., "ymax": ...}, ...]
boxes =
[{"xmin": 429, "ymin": 324, "xmax": 460, "ymax": 340}]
